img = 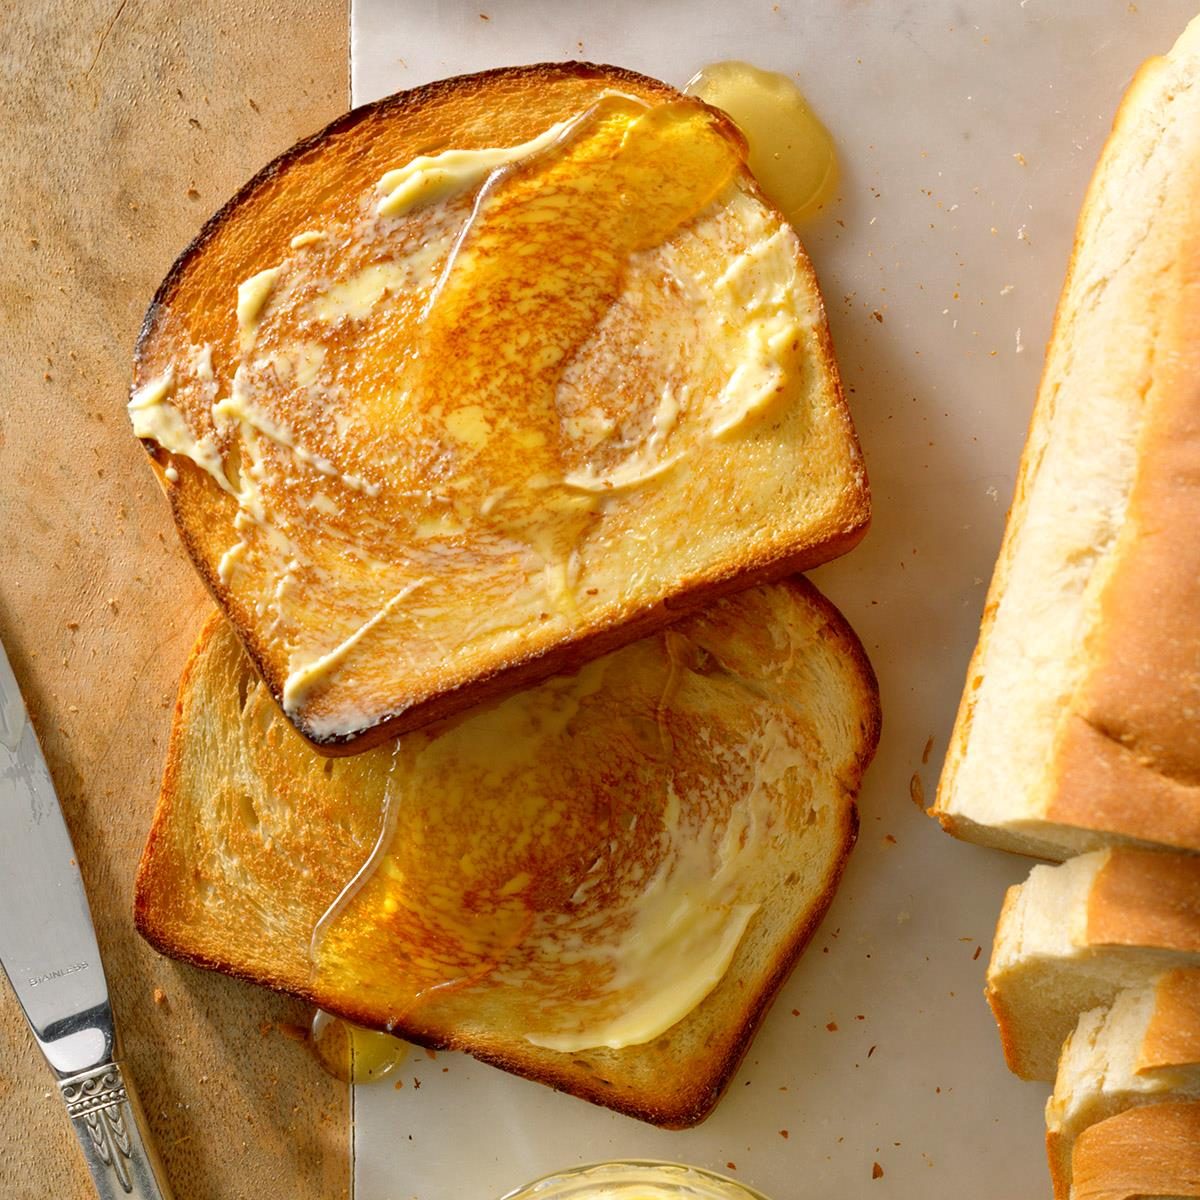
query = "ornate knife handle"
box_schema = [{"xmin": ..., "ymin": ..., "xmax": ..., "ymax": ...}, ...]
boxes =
[{"xmin": 59, "ymin": 1062, "xmax": 174, "ymax": 1200}]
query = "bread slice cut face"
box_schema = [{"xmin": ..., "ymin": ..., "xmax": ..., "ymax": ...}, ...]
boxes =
[
  {"xmin": 986, "ymin": 848, "xmax": 1200, "ymax": 1081},
  {"xmin": 134, "ymin": 579, "xmax": 879, "ymax": 1127},
  {"xmin": 129, "ymin": 63, "xmax": 869, "ymax": 751},
  {"xmin": 1047, "ymin": 969, "xmax": 1200, "ymax": 1197}
]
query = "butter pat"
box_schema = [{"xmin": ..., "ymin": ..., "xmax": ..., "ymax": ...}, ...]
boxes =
[
  {"xmin": 236, "ymin": 266, "xmax": 281, "ymax": 349},
  {"xmin": 375, "ymin": 118, "xmax": 576, "ymax": 217},
  {"xmin": 128, "ymin": 367, "xmax": 231, "ymax": 493}
]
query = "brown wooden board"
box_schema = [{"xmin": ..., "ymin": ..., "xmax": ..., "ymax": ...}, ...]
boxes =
[{"xmin": 0, "ymin": 2, "xmax": 349, "ymax": 1196}]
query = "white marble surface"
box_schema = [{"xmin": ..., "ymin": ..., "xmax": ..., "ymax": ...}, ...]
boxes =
[{"xmin": 348, "ymin": 3, "xmax": 1198, "ymax": 1197}]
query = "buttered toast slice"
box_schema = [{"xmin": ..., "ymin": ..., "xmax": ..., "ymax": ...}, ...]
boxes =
[
  {"xmin": 129, "ymin": 63, "xmax": 869, "ymax": 752},
  {"xmin": 134, "ymin": 579, "xmax": 879, "ymax": 1127}
]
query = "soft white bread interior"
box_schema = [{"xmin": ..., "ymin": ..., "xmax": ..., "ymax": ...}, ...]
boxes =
[
  {"xmin": 1047, "ymin": 969, "xmax": 1200, "ymax": 1198},
  {"xmin": 935, "ymin": 15, "xmax": 1200, "ymax": 859},
  {"xmin": 134, "ymin": 579, "xmax": 880, "ymax": 1128},
  {"xmin": 987, "ymin": 848, "xmax": 1200, "ymax": 1081},
  {"xmin": 1069, "ymin": 1101, "xmax": 1200, "ymax": 1200}
]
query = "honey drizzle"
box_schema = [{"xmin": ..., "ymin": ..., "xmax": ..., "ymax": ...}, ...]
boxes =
[
  {"xmin": 308, "ymin": 742, "xmax": 403, "ymax": 965},
  {"xmin": 684, "ymin": 60, "xmax": 838, "ymax": 224},
  {"xmin": 309, "ymin": 1009, "xmax": 409, "ymax": 1084}
]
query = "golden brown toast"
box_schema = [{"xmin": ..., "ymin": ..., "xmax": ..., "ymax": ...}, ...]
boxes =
[
  {"xmin": 134, "ymin": 579, "xmax": 879, "ymax": 1127},
  {"xmin": 129, "ymin": 62, "xmax": 869, "ymax": 752}
]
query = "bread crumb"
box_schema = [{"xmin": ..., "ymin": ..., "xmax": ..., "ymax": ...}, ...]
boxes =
[
  {"xmin": 152, "ymin": 987, "xmax": 167, "ymax": 1007},
  {"xmin": 779, "ymin": 1129, "xmax": 789, "ymax": 1139},
  {"xmin": 725, "ymin": 1162, "xmax": 737, "ymax": 1171},
  {"xmin": 1013, "ymin": 152, "xmax": 1027, "ymax": 166},
  {"xmin": 973, "ymin": 945, "xmax": 982, "ymax": 960},
  {"xmin": 921, "ymin": 735, "xmax": 934, "ymax": 764},
  {"xmin": 393, "ymin": 1079, "xmax": 404, "ymax": 1089},
  {"xmin": 868, "ymin": 1045, "xmax": 877, "ymax": 1057},
  {"xmin": 826, "ymin": 1021, "xmax": 839, "ymax": 1032},
  {"xmin": 883, "ymin": 833, "xmax": 897, "ymax": 845},
  {"xmin": 909, "ymin": 772, "xmax": 925, "ymax": 808},
  {"xmin": 872, "ymin": 1163, "xmax": 884, "ymax": 1180}
]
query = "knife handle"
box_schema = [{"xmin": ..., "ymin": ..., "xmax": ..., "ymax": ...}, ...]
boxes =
[{"xmin": 59, "ymin": 1061, "xmax": 175, "ymax": 1200}]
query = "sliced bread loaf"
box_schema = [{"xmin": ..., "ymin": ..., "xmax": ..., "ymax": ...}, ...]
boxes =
[
  {"xmin": 1047, "ymin": 969, "xmax": 1200, "ymax": 1197},
  {"xmin": 987, "ymin": 848, "xmax": 1200, "ymax": 1081},
  {"xmin": 934, "ymin": 15, "xmax": 1200, "ymax": 859}
]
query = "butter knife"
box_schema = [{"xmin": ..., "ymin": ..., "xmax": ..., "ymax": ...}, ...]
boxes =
[{"xmin": 0, "ymin": 638, "xmax": 173, "ymax": 1199}]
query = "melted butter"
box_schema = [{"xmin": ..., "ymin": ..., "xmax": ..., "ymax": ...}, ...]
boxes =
[
  {"xmin": 685, "ymin": 60, "xmax": 837, "ymax": 224},
  {"xmin": 129, "ymin": 367, "xmax": 232, "ymax": 491},
  {"xmin": 283, "ymin": 577, "xmax": 430, "ymax": 714},
  {"xmin": 376, "ymin": 113, "xmax": 584, "ymax": 217},
  {"xmin": 403, "ymin": 94, "xmax": 741, "ymax": 583},
  {"xmin": 309, "ymin": 239, "xmax": 450, "ymax": 322},
  {"xmin": 215, "ymin": 366, "xmax": 379, "ymax": 495},
  {"xmin": 236, "ymin": 266, "xmax": 282, "ymax": 349},
  {"xmin": 309, "ymin": 1009, "xmax": 409, "ymax": 1084},
  {"xmin": 305, "ymin": 614, "xmax": 813, "ymax": 1053},
  {"xmin": 525, "ymin": 712, "xmax": 806, "ymax": 1053}
]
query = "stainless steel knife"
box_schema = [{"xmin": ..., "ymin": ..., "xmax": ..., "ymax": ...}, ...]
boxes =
[{"xmin": 0, "ymin": 637, "xmax": 173, "ymax": 1199}]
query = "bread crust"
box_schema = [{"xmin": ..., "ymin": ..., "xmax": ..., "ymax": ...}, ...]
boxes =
[
  {"xmin": 1070, "ymin": 1101, "xmax": 1200, "ymax": 1200},
  {"xmin": 131, "ymin": 62, "xmax": 870, "ymax": 753},
  {"xmin": 1086, "ymin": 847, "xmax": 1200, "ymax": 954},
  {"xmin": 934, "ymin": 19, "xmax": 1200, "ymax": 855},
  {"xmin": 983, "ymin": 883, "xmax": 1026, "ymax": 1075},
  {"xmin": 1141, "ymin": 968, "xmax": 1200, "ymax": 1074},
  {"xmin": 134, "ymin": 577, "xmax": 880, "ymax": 1127}
]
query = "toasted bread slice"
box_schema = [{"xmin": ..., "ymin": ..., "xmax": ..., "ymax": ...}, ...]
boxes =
[
  {"xmin": 986, "ymin": 849, "xmax": 1200, "ymax": 1082},
  {"xmin": 134, "ymin": 579, "xmax": 879, "ymax": 1127},
  {"xmin": 1047, "ymin": 969, "xmax": 1200, "ymax": 1198},
  {"xmin": 1069, "ymin": 1101, "xmax": 1200, "ymax": 1200},
  {"xmin": 128, "ymin": 62, "xmax": 869, "ymax": 752},
  {"xmin": 934, "ymin": 16, "xmax": 1200, "ymax": 859}
]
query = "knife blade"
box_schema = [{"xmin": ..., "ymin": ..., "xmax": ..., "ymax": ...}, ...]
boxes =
[{"xmin": 0, "ymin": 637, "xmax": 174, "ymax": 1199}]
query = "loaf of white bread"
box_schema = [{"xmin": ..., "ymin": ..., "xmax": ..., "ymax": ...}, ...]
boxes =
[
  {"xmin": 934, "ymin": 14, "xmax": 1200, "ymax": 860},
  {"xmin": 1047, "ymin": 969, "xmax": 1200, "ymax": 1197},
  {"xmin": 987, "ymin": 848, "xmax": 1200, "ymax": 1082},
  {"xmin": 1069, "ymin": 1101, "xmax": 1200, "ymax": 1200}
]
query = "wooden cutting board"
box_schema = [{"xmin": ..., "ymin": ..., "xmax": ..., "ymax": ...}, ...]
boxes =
[{"xmin": 0, "ymin": 3, "xmax": 349, "ymax": 1196}]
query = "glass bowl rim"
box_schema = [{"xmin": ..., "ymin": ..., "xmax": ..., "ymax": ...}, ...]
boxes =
[{"xmin": 497, "ymin": 1159, "xmax": 771, "ymax": 1200}]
